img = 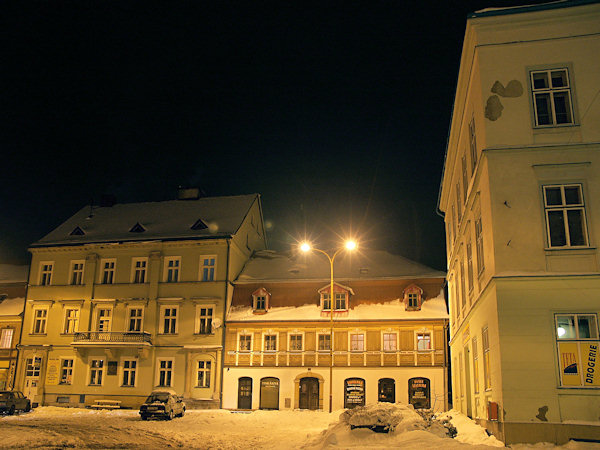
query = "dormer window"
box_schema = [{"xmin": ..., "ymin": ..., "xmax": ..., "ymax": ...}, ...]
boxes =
[
  {"xmin": 318, "ymin": 283, "xmax": 353, "ymax": 312},
  {"xmin": 70, "ymin": 226, "xmax": 85, "ymax": 236},
  {"xmin": 129, "ymin": 222, "xmax": 146, "ymax": 233},
  {"xmin": 403, "ymin": 284, "xmax": 423, "ymax": 311},
  {"xmin": 252, "ymin": 288, "xmax": 270, "ymax": 314}
]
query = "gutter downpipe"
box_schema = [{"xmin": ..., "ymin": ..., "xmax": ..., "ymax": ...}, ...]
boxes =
[
  {"xmin": 13, "ymin": 263, "xmax": 32, "ymax": 391},
  {"xmin": 219, "ymin": 238, "xmax": 231, "ymax": 409}
]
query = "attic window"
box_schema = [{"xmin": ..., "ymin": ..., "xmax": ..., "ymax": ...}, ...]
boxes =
[
  {"xmin": 318, "ymin": 283, "xmax": 353, "ymax": 313},
  {"xmin": 252, "ymin": 288, "xmax": 270, "ymax": 314},
  {"xmin": 191, "ymin": 219, "xmax": 208, "ymax": 230},
  {"xmin": 129, "ymin": 222, "xmax": 146, "ymax": 233},
  {"xmin": 403, "ymin": 284, "xmax": 423, "ymax": 311},
  {"xmin": 70, "ymin": 226, "xmax": 85, "ymax": 236},
  {"xmin": 359, "ymin": 268, "xmax": 369, "ymax": 274}
]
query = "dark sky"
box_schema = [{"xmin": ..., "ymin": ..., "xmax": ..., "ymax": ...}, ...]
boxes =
[{"xmin": 2, "ymin": 1, "xmax": 549, "ymax": 270}]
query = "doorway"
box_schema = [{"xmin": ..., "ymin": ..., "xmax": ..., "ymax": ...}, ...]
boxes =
[
  {"xmin": 238, "ymin": 377, "xmax": 252, "ymax": 409},
  {"xmin": 378, "ymin": 378, "xmax": 395, "ymax": 403},
  {"xmin": 299, "ymin": 377, "xmax": 319, "ymax": 410},
  {"xmin": 24, "ymin": 357, "xmax": 42, "ymax": 401},
  {"xmin": 259, "ymin": 377, "xmax": 279, "ymax": 410},
  {"xmin": 464, "ymin": 345, "xmax": 473, "ymax": 418}
]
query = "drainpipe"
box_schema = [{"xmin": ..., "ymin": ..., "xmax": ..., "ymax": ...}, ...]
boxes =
[
  {"xmin": 13, "ymin": 263, "xmax": 32, "ymax": 391},
  {"xmin": 219, "ymin": 238, "xmax": 231, "ymax": 408}
]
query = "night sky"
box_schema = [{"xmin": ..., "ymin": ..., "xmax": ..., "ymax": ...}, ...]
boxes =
[{"xmin": 2, "ymin": 1, "xmax": 550, "ymax": 269}]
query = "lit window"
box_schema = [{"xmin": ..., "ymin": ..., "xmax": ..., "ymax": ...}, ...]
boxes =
[
  {"xmin": 543, "ymin": 185, "xmax": 588, "ymax": 248},
  {"xmin": 127, "ymin": 308, "xmax": 143, "ymax": 332},
  {"xmin": 383, "ymin": 333, "xmax": 397, "ymax": 351},
  {"xmin": 101, "ymin": 259, "xmax": 116, "ymax": 284},
  {"xmin": 39, "ymin": 262, "xmax": 53, "ymax": 286},
  {"xmin": 318, "ymin": 334, "xmax": 331, "ymax": 351},
  {"xmin": 264, "ymin": 334, "xmax": 277, "ymax": 351},
  {"xmin": 132, "ymin": 258, "xmax": 148, "ymax": 283},
  {"xmin": 289, "ymin": 334, "xmax": 303, "ymax": 351},
  {"xmin": 32, "ymin": 308, "xmax": 48, "ymax": 334},
  {"xmin": 164, "ymin": 257, "xmax": 180, "ymax": 282},
  {"xmin": 96, "ymin": 307, "xmax": 112, "ymax": 332},
  {"xmin": 158, "ymin": 360, "xmax": 173, "ymax": 387},
  {"xmin": 201, "ymin": 256, "xmax": 216, "ymax": 281},
  {"xmin": 122, "ymin": 359, "xmax": 137, "ymax": 387},
  {"xmin": 555, "ymin": 315, "xmax": 600, "ymax": 386},
  {"xmin": 0, "ymin": 328, "xmax": 14, "ymax": 348},
  {"xmin": 197, "ymin": 360, "xmax": 211, "ymax": 387},
  {"xmin": 350, "ymin": 333, "xmax": 364, "ymax": 352},
  {"xmin": 417, "ymin": 333, "xmax": 431, "ymax": 351},
  {"xmin": 89, "ymin": 359, "xmax": 104, "ymax": 385},
  {"xmin": 60, "ymin": 359, "xmax": 73, "ymax": 385},
  {"xmin": 25, "ymin": 357, "xmax": 41, "ymax": 377},
  {"xmin": 239, "ymin": 334, "xmax": 252, "ymax": 351},
  {"xmin": 530, "ymin": 68, "xmax": 574, "ymax": 126},
  {"xmin": 197, "ymin": 307, "xmax": 213, "ymax": 334},
  {"xmin": 63, "ymin": 308, "xmax": 79, "ymax": 334},
  {"xmin": 70, "ymin": 261, "xmax": 84, "ymax": 285}
]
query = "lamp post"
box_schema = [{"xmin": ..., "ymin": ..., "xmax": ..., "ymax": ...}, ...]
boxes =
[{"xmin": 300, "ymin": 240, "xmax": 357, "ymax": 413}]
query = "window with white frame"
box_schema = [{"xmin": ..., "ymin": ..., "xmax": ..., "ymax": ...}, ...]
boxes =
[
  {"xmin": 530, "ymin": 68, "xmax": 574, "ymax": 126},
  {"xmin": 350, "ymin": 333, "xmax": 364, "ymax": 352},
  {"xmin": 127, "ymin": 307, "xmax": 143, "ymax": 332},
  {"xmin": 475, "ymin": 217, "xmax": 484, "ymax": 275},
  {"xmin": 89, "ymin": 359, "xmax": 104, "ymax": 385},
  {"xmin": 196, "ymin": 306, "xmax": 213, "ymax": 335},
  {"xmin": 461, "ymin": 155, "xmax": 468, "ymax": 202},
  {"xmin": 543, "ymin": 184, "xmax": 588, "ymax": 248},
  {"xmin": 164, "ymin": 257, "xmax": 180, "ymax": 282},
  {"xmin": 32, "ymin": 308, "xmax": 48, "ymax": 334},
  {"xmin": 161, "ymin": 306, "xmax": 178, "ymax": 334},
  {"xmin": 264, "ymin": 334, "xmax": 277, "ymax": 351},
  {"xmin": 101, "ymin": 259, "xmax": 116, "ymax": 284},
  {"xmin": 459, "ymin": 260, "xmax": 466, "ymax": 310},
  {"xmin": 63, "ymin": 308, "xmax": 79, "ymax": 334},
  {"xmin": 322, "ymin": 293, "xmax": 331, "ymax": 311},
  {"xmin": 122, "ymin": 359, "xmax": 137, "ymax": 387},
  {"xmin": 131, "ymin": 258, "xmax": 148, "ymax": 283},
  {"xmin": 96, "ymin": 307, "xmax": 112, "ymax": 332},
  {"xmin": 469, "ymin": 118, "xmax": 477, "ymax": 174},
  {"xmin": 60, "ymin": 359, "xmax": 73, "ymax": 385},
  {"xmin": 321, "ymin": 291, "xmax": 348, "ymax": 311},
  {"xmin": 70, "ymin": 261, "xmax": 84, "ymax": 285},
  {"xmin": 239, "ymin": 334, "xmax": 252, "ymax": 351},
  {"xmin": 482, "ymin": 326, "xmax": 491, "ymax": 390},
  {"xmin": 39, "ymin": 262, "xmax": 53, "ymax": 286},
  {"xmin": 467, "ymin": 241, "xmax": 474, "ymax": 293},
  {"xmin": 0, "ymin": 328, "xmax": 14, "ymax": 348},
  {"xmin": 200, "ymin": 256, "xmax": 216, "ymax": 281},
  {"xmin": 456, "ymin": 184, "xmax": 462, "ymax": 221},
  {"xmin": 25, "ymin": 357, "xmax": 41, "ymax": 377},
  {"xmin": 417, "ymin": 332, "xmax": 431, "ymax": 351},
  {"xmin": 383, "ymin": 332, "xmax": 397, "ymax": 351},
  {"xmin": 318, "ymin": 333, "xmax": 331, "ymax": 351},
  {"xmin": 197, "ymin": 360, "xmax": 211, "ymax": 387},
  {"xmin": 451, "ymin": 204, "xmax": 457, "ymax": 240},
  {"xmin": 555, "ymin": 314, "xmax": 599, "ymax": 387},
  {"xmin": 158, "ymin": 360, "xmax": 173, "ymax": 386},
  {"xmin": 289, "ymin": 334, "xmax": 303, "ymax": 351}
]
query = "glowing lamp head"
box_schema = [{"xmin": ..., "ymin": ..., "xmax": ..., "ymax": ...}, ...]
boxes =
[
  {"xmin": 557, "ymin": 326, "xmax": 566, "ymax": 338},
  {"xmin": 345, "ymin": 240, "xmax": 357, "ymax": 251},
  {"xmin": 300, "ymin": 242, "xmax": 311, "ymax": 253}
]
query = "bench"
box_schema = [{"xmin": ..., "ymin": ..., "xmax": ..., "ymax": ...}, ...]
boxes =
[{"xmin": 90, "ymin": 399, "xmax": 122, "ymax": 410}]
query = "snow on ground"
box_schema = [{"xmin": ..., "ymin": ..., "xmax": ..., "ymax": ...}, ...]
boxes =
[{"xmin": 1, "ymin": 405, "xmax": 599, "ymax": 449}]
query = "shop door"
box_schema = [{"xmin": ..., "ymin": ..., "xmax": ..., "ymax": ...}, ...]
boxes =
[
  {"xmin": 378, "ymin": 378, "xmax": 395, "ymax": 403},
  {"xmin": 238, "ymin": 377, "xmax": 252, "ymax": 409},
  {"xmin": 24, "ymin": 357, "xmax": 42, "ymax": 401},
  {"xmin": 299, "ymin": 377, "xmax": 319, "ymax": 410},
  {"xmin": 344, "ymin": 378, "xmax": 366, "ymax": 409},
  {"xmin": 259, "ymin": 377, "xmax": 280, "ymax": 410}
]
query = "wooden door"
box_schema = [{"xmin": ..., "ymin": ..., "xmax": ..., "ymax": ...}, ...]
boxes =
[
  {"xmin": 259, "ymin": 377, "xmax": 280, "ymax": 410},
  {"xmin": 299, "ymin": 377, "xmax": 319, "ymax": 410},
  {"xmin": 238, "ymin": 377, "xmax": 252, "ymax": 409}
]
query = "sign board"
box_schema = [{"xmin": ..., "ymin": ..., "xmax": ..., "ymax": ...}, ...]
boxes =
[
  {"xmin": 408, "ymin": 377, "xmax": 430, "ymax": 409},
  {"xmin": 344, "ymin": 378, "xmax": 365, "ymax": 409},
  {"xmin": 45, "ymin": 358, "xmax": 60, "ymax": 386},
  {"xmin": 559, "ymin": 341, "xmax": 600, "ymax": 387},
  {"xmin": 107, "ymin": 361, "xmax": 118, "ymax": 376}
]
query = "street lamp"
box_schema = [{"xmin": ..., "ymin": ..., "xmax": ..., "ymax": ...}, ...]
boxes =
[{"xmin": 300, "ymin": 239, "xmax": 358, "ymax": 412}]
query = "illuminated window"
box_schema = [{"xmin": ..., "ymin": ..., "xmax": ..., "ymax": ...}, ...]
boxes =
[
  {"xmin": 0, "ymin": 328, "xmax": 14, "ymax": 348},
  {"xmin": 383, "ymin": 333, "xmax": 397, "ymax": 351},
  {"xmin": 289, "ymin": 334, "xmax": 303, "ymax": 351},
  {"xmin": 350, "ymin": 333, "xmax": 364, "ymax": 352},
  {"xmin": 318, "ymin": 334, "xmax": 331, "ymax": 351},
  {"xmin": 264, "ymin": 334, "xmax": 277, "ymax": 351},
  {"xmin": 63, "ymin": 308, "xmax": 79, "ymax": 334},
  {"xmin": 417, "ymin": 333, "xmax": 431, "ymax": 351},
  {"xmin": 239, "ymin": 334, "xmax": 252, "ymax": 351}
]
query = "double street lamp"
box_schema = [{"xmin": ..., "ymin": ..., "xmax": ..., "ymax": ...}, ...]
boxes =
[{"xmin": 300, "ymin": 239, "xmax": 357, "ymax": 412}]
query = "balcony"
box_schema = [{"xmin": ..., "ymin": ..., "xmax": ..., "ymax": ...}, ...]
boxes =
[{"xmin": 72, "ymin": 332, "xmax": 152, "ymax": 347}]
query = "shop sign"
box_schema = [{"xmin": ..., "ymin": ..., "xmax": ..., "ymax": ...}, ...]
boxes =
[
  {"xmin": 45, "ymin": 358, "xmax": 60, "ymax": 386},
  {"xmin": 344, "ymin": 378, "xmax": 365, "ymax": 408},
  {"xmin": 558, "ymin": 341, "xmax": 600, "ymax": 387},
  {"xmin": 408, "ymin": 377, "xmax": 430, "ymax": 409}
]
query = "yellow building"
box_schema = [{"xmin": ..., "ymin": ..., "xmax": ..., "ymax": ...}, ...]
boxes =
[
  {"xmin": 438, "ymin": 1, "xmax": 600, "ymax": 444},
  {"xmin": 0, "ymin": 265, "xmax": 28, "ymax": 390},
  {"xmin": 223, "ymin": 250, "xmax": 449, "ymax": 412},
  {"xmin": 16, "ymin": 192, "xmax": 266, "ymax": 408}
]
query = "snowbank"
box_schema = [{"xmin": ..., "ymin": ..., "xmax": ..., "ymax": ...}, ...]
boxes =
[{"xmin": 437, "ymin": 410, "xmax": 504, "ymax": 447}]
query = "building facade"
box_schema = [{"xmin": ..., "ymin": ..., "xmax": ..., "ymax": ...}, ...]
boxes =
[
  {"xmin": 16, "ymin": 193, "xmax": 266, "ymax": 408},
  {"xmin": 222, "ymin": 250, "xmax": 449, "ymax": 412},
  {"xmin": 0, "ymin": 265, "xmax": 28, "ymax": 390},
  {"xmin": 438, "ymin": 1, "xmax": 600, "ymax": 444}
]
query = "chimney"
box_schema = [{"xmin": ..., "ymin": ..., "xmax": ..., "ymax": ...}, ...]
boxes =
[{"xmin": 177, "ymin": 187, "xmax": 200, "ymax": 200}]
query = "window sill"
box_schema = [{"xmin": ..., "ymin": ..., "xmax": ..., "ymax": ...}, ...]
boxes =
[
  {"xmin": 194, "ymin": 333, "xmax": 214, "ymax": 337},
  {"xmin": 194, "ymin": 386, "xmax": 210, "ymax": 389},
  {"xmin": 29, "ymin": 333, "xmax": 47, "ymax": 336},
  {"xmin": 532, "ymin": 123, "xmax": 579, "ymax": 132},
  {"xmin": 158, "ymin": 333, "xmax": 179, "ymax": 336},
  {"xmin": 120, "ymin": 385, "xmax": 136, "ymax": 388},
  {"xmin": 544, "ymin": 246, "xmax": 595, "ymax": 253},
  {"xmin": 253, "ymin": 310, "xmax": 267, "ymax": 315}
]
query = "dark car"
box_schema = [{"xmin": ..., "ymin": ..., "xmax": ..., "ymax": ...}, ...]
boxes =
[
  {"xmin": 139, "ymin": 391, "xmax": 185, "ymax": 420},
  {"xmin": 0, "ymin": 391, "xmax": 31, "ymax": 415}
]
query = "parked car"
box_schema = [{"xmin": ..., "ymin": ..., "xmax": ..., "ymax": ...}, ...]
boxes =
[
  {"xmin": 139, "ymin": 390, "xmax": 185, "ymax": 420},
  {"xmin": 0, "ymin": 391, "xmax": 31, "ymax": 415}
]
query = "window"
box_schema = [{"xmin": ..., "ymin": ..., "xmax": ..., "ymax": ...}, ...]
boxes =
[
  {"xmin": 196, "ymin": 306, "xmax": 213, "ymax": 334},
  {"xmin": 318, "ymin": 334, "xmax": 331, "ymax": 351},
  {"xmin": 252, "ymin": 288, "xmax": 270, "ymax": 312},
  {"xmin": 555, "ymin": 314, "xmax": 599, "ymax": 387},
  {"xmin": 322, "ymin": 293, "xmax": 331, "ymax": 311},
  {"xmin": 408, "ymin": 293, "xmax": 419, "ymax": 308},
  {"xmin": 475, "ymin": 217, "xmax": 484, "ymax": 275},
  {"xmin": 335, "ymin": 293, "xmax": 347, "ymax": 310},
  {"xmin": 459, "ymin": 352, "xmax": 464, "ymax": 398},
  {"xmin": 467, "ymin": 241, "xmax": 474, "ymax": 293},
  {"xmin": 101, "ymin": 259, "xmax": 116, "ymax": 284},
  {"xmin": 255, "ymin": 296, "xmax": 266, "ymax": 311},
  {"xmin": 417, "ymin": 332, "xmax": 431, "ymax": 351},
  {"xmin": 239, "ymin": 334, "xmax": 252, "ymax": 352},
  {"xmin": 26, "ymin": 357, "xmax": 41, "ymax": 377},
  {"xmin": 289, "ymin": 334, "xmax": 303, "ymax": 351},
  {"xmin": 63, "ymin": 308, "xmax": 79, "ymax": 334},
  {"xmin": 469, "ymin": 118, "xmax": 477, "ymax": 174},
  {"xmin": 164, "ymin": 257, "xmax": 180, "ymax": 282},
  {"xmin": 89, "ymin": 359, "xmax": 104, "ymax": 385},
  {"xmin": 350, "ymin": 333, "xmax": 364, "ymax": 352},
  {"xmin": 383, "ymin": 333, "xmax": 397, "ymax": 351},
  {"xmin": 158, "ymin": 360, "xmax": 173, "ymax": 387},
  {"xmin": 161, "ymin": 306, "xmax": 178, "ymax": 334},
  {"xmin": 451, "ymin": 205, "xmax": 457, "ymax": 240},
  {"xmin": 482, "ymin": 326, "xmax": 491, "ymax": 390},
  {"xmin": 459, "ymin": 260, "xmax": 466, "ymax": 310},
  {"xmin": 60, "ymin": 359, "xmax": 73, "ymax": 385},
  {"xmin": 543, "ymin": 185, "xmax": 588, "ymax": 248},
  {"xmin": 201, "ymin": 256, "xmax": 216, "ymax": 281},
  {"xmin": 456, "ymin": 184, "xmax": 462, "ymax": 221},
  {"xmin": 96, "ymin": 307, "xmax": 112, "ymax": 332},
  {"xmin": 122, "ymin": 359, "xmax": 137, "ymax": 387},
  {"xmin": 127, "ymin": 307, "xmax": 143, "ymax": 332},
  {"xmin": 39, "ymin": 262, "xmax": 53, "ymax": 286},
  {"xmin": 70, "ymin": 261, "xmax": 84, "ymax": 285},
  {"xmin": 472, "ymin": 337, "xmax": 479, "ymax": 394},
  {"xmin": 461, "ymin": 155, "xmax": 468, "ymax": 202},
  {"xmin": 197, "ymin": 360, "xmax": 211, "ymax": 387},
  {"xmin": 0, "ymin": 328, "xmax": 14, "ymax": 348},
  {"xmin": 530, "ymin": 68, "xmax": 574, "ymax": 126},
  {"xmin": 264, "ymin": 334, "xmax": 277, "ymax": 352},
  {"xmin": 131, "ymin": 258, "xmax": 148, "ymax": 283},
  {"xmin": 32, "ymin": 308, "xmax": 48, "ymax": 334}
]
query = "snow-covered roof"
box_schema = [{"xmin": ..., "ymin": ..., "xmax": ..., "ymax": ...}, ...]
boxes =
[
  {"xmin": 469, "ymin": 0, "xmax": 594, "ymax": 18},
  {"xmin": 0, "ymin": 297, "xmax": 25, "ymax": 317},
  {"xmin": 236, "ymin": 249, "xmax": 445, "ymax": 282},
  {"xmin": 0, "ymin": 264, "xmax": 28, "ymax": 283},
  {"xmin": 32, "ymin": 194, "xmax": 259, "ymax": 247}
]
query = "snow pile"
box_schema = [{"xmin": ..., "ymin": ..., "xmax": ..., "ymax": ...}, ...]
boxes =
[
  {"xmin": 342, "ymin": 402, "xmax": 425, "ymax": 433},
  {"xmin": 437, "ymin": 410, "xmax": 504, "ymax": 447}
]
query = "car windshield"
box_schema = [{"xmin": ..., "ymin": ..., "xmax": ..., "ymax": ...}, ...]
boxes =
[
  {"xmin": 0, "ymin": 392, "xmax": 11, "ymax": 400},
  {"xmin": 145, "ymin": 393, "xmax": 170, "ymax": 403}
]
